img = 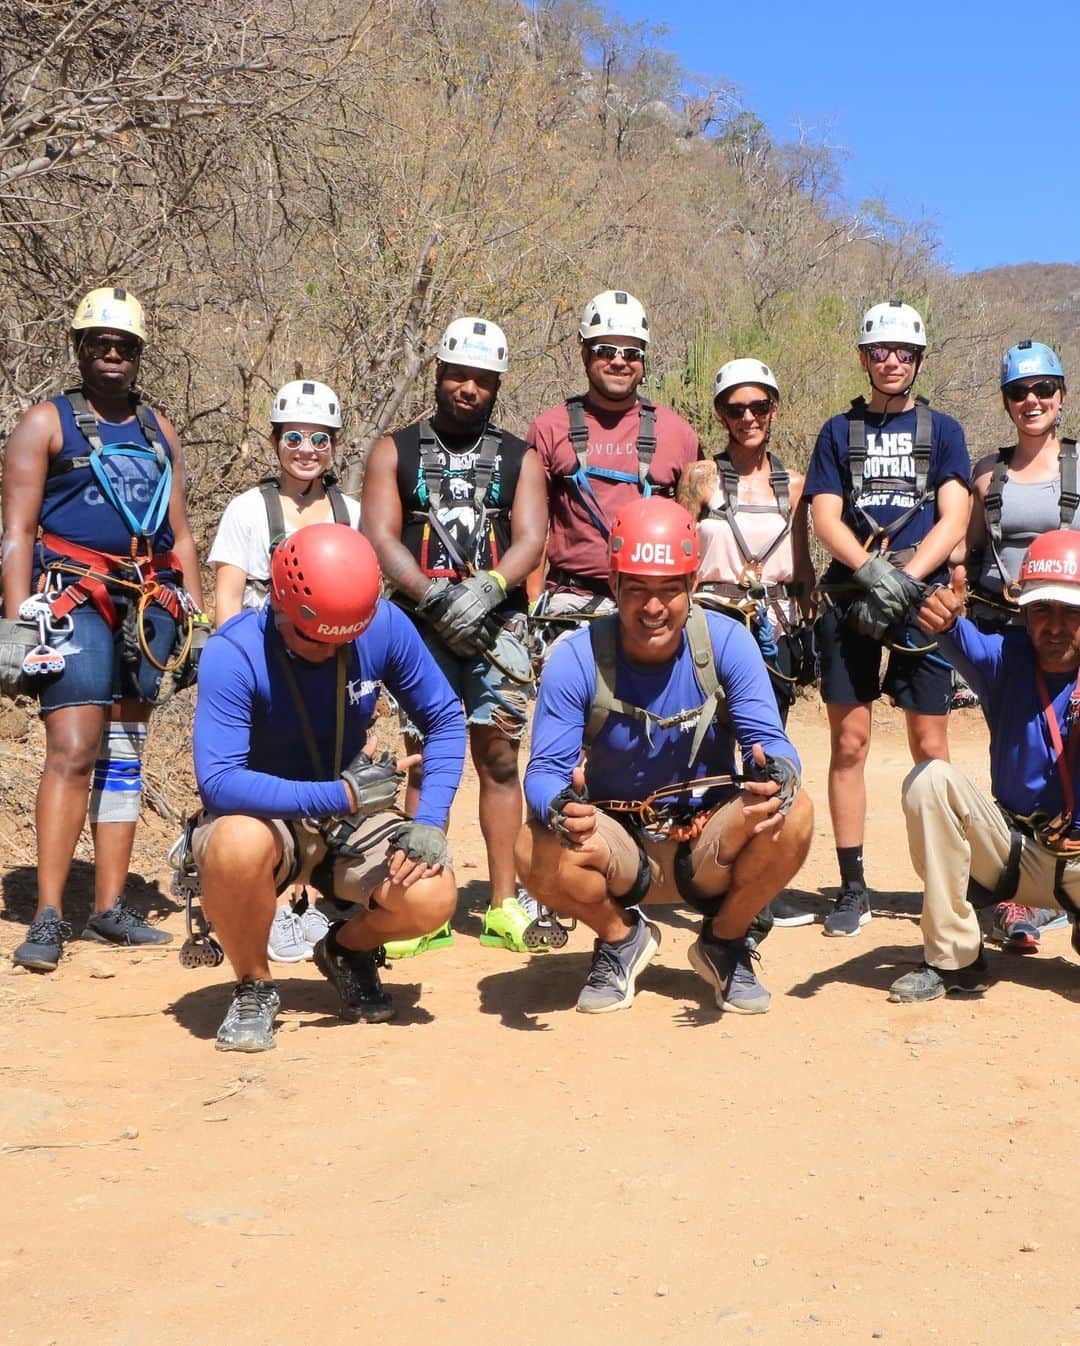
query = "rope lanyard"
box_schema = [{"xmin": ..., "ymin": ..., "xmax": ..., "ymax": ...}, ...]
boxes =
[
  {"xmin": 274, "ymin": 643, "xmax": 348, "ymax": 779},
  {"xmin": 1034, "ymin": 662, "xmax": 1080, "ymax": 830}
]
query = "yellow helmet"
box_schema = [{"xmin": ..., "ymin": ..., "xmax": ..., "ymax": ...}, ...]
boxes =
[{"xmin": 71, "ymin": 287, "xmax": 147, "ymax": 344}]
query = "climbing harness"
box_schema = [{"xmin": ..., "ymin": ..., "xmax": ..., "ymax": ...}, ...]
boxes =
[
  {"xmin": 846, "ymin": 395, "xmax": 934, "ymax": 554},
  {"xmin": 563, "ymin": 393, "xmax": 658, "ymax": 540},
  {"xmin": 591, "ymin": 774, "xmax": 744, "ymax": 843},
  {"xmin": 584, "ymin": 605, "xmax": 728, "ymax": 768}
]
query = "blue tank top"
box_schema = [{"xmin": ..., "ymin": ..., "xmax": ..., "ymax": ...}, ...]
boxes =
[{"xmin": 39, "ymin": 395, "xmax": 175, "ymax": 555}]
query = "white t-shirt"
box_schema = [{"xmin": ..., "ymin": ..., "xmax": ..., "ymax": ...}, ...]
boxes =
[{"xmin": 209, "ymin": 484, "xmax": 362, "ymax": 611}]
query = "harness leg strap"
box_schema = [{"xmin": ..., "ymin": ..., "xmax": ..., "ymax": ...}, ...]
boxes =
[
  {"xmin": 965, "ymin": 827, "xmax": 1024, "ymax": 909},
  {"xmin": 610, "ymin": 820, "xmax": 652, "ymax": 909}
]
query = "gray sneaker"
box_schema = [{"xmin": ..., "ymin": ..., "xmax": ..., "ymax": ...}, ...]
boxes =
[
  {"xmin": 83, "ymin": 897, "xmax": 173, "ymax": 946},
  {"xmin": 823, "ymin": 883, "xmax": 872, "ymax": 937},
  {"xmin": 576, "ymin": 914, "xmax": 660, "ymax": 1014},
  {"xmin": 215, "ymin": 979, "xmax": 281, "ymax": 1052},
  {"xmin": 13, "ymin": 906, "xmax": 72, "ymax": 972},
  {"xmin": 888, "ymin": 954, "xmax": 990, "ymax": 1004},
  {"xmin": 688, "ymin": 928, "xmax": 772, "ymax": 1014},
  {"xmin": 267, "ymin": 907, "xmax": 311, "ymax": 963}
]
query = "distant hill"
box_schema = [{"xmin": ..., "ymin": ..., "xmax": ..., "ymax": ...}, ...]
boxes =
[{"xmin": 968, "ymin": 263, "xmax": 1080, "ymax": 349}]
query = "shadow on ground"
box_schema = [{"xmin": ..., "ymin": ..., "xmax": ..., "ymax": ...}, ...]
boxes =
[
  {"xmin": 167, "ymin": 973, "xmax": 434, "ymax": 1042},
  {"xmin": 0, "ymin": 860, "xmax": 179, "ymax": 930},
  {"xmin": 788, "ymin": 938, "xmax": 1080, "ymax": 1003}
]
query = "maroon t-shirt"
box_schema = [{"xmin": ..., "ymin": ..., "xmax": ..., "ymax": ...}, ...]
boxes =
[{"xmin": 528, "ymin": 397, "xmax": 700, "ymax": 581}]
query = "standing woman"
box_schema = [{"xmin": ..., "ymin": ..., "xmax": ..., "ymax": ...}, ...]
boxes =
[
  {"xmin": 958, "ymin": 340, "xmax": 1073, "ymax": 953},
  {"xmin": 3, "ymin": 286, "xmax": 204, "ymax": 970},
  {"xmin": 677, "ymin": 359, "xmax": 815, "ymax": 725},
  {"xmin": 677, "ymin": 358, "xmax": 816, "ymax": 931},
  {"xmin": 208, "ymin": 379, "xmax": 360, "ymax": 962},
  {"xmin": 210, "ymin": 380, "xmax": 359, "ymax": 622}
]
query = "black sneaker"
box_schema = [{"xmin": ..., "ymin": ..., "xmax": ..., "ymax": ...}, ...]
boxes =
[
  {"xmin": 769, "ymin": 894, "xmax": 815, "ymax": 927},
  {"xmin": 13, "ymin": 906, "xmax": 73, "ymax": 972},
  {"xmin": 216, "ymin": 979, "xmax": 281, "ymax": 1052},
  {"xmin": 888, "ymin": 952, "xmax": 990, "ymax": 1004},
  {"xmin": 823, "ymin": 883, "xmax": 872, "ymax": 937},
  {"xmin": 314, "ymin": 926, "xmax": 395, "ymax": 1023},
  {"xmin": 83, "ymin": 897, "xmax": 173, "ymax": 947},
  {"xmin": 688, "ymin": 926, "xmax": 771, "ymax": 1013}
]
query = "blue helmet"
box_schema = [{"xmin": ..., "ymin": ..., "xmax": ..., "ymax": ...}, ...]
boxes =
[{"xmin": 1001, "ymin": 341, "xmax": 1065, "ymax": 388}]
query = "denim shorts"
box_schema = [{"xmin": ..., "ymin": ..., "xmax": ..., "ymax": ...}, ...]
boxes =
[
  {"xmin": 35, "ymin": 586, "xmax": 179, "ymax": 715},
  {"xmin": 399, "ymin": 620, "xmax": 531, "ymax": 742}
]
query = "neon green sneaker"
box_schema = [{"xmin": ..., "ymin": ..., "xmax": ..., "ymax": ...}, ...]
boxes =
[
  {"xmin": 480, "ymin": 894, "xmax": 549, "ymax": 953},
  {"xmin": 383, "ymin": 921, "xmax": 454, "ymax": 960}
]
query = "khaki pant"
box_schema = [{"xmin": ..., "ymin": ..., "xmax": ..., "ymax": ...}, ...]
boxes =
[
  {"xmin": 902, "ymin": 759, "xmax": 1080, "ymax": 969},
  {"xmin": 191, "ymin": 809, "xmax": 406, "ymax": 907}
]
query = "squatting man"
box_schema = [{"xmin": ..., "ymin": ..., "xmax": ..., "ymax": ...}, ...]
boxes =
[{"xmin": 516, "ymin": 497, "xmax": 814, "ymax": 1015}]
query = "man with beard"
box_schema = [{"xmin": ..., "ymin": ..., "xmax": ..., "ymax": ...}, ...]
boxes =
[
  {"xmin": 891, "ymin": 531, "xmax": 1080, "ymax": 1003},
  {"xmin": 527, "ymin": 290, "xmax": 700, "ymax": 643},
  {"xmin": 363, "ymin": 317, "xmax": 548, "ymax": 955}
]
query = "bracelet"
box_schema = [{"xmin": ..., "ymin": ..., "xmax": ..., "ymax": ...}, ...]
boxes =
[{"xmin": 488, "ymin": 569, "xmax": 508, "ymax": 592}]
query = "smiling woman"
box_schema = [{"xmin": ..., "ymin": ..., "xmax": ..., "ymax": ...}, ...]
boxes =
[{"xmin": 964, "ymin": 341, "xmax": 1072, "ymax": 631}]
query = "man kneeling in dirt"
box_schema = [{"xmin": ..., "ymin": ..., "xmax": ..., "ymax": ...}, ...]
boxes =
[
  {"xmin": 192, "ymin": 524, "xmax": 465, "ymax": 1051},
  {"xmin": 515, "ymin": 498, "xmax": 813, "ymax": 1015},
  {"xmin": 892, "ymin": 530, "xmax": 1080, "ymax": 1004}
]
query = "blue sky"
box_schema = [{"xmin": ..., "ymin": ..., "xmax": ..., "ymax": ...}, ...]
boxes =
[{"xmin": 607, "ymin": 1, "xmax": 1080, "ymax": 275}]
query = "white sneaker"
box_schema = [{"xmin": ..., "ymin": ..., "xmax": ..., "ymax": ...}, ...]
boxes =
[
  {"xmin": 267, "ymin": 907, "xmax": 311, "ymax": 963},
  {"xmin": 298, "ymin": 904, "xmax": 330, "ymax": 947}
]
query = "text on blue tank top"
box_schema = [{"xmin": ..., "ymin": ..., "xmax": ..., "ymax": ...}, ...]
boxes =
[{"xmin": 41, "ymin": 397, "xmax": 175, "ymax": 553}]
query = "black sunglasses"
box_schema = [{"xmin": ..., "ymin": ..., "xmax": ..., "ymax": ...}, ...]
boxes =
[
  {"xmin": 1004, "ymin": 379, "xmax": 1060, "ymax": 403},
  {"xmin": 720, "ymin": 398, "xmax": 773, "ymax": 420},
  {"xmin": 79, "ymin": 333, "xmax": 142, "ymax": 361},
  {"xmin": 587, "ymin": 343, "xmax": 645, "ymax": 363}
]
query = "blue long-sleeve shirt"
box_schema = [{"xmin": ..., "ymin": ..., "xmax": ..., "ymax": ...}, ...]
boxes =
[
  {"xmin": 525, "ymin": 610, "xmax": 800, "ymax": 820},
  {"xmin": 194, "ymin": 603, "xmax": 465, "ymax": 824},
  {"xmin": 938, "ymin": 617, "xmax": 1080, "ymax": 819}
]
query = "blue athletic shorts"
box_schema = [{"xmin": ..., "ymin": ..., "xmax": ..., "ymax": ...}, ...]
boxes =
[{"xmin": 817, "ymin": 603, "xmax": 951, "ymax": 715}]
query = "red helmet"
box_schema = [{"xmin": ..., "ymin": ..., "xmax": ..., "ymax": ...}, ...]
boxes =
[
  {"xmin": 270, "ymin": 523, "xmax": 381, "ymax": 642},
  {"xmin": 608, "ymin": 497, "xmax": 699, "ymax": 579},
  {"xmin": 1017, "ymin": 530, "xmax": 1080, "ymax": 609}
]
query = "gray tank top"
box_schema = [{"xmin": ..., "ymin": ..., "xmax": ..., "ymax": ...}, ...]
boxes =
[{"xmin": 977, "ymin": 476, "xmax": 1063, "ymax": 591}]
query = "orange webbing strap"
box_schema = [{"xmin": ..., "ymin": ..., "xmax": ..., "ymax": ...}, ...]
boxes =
[{"xmin": 40, "ymin": 533, "xmax": 183, "ymax": 628}]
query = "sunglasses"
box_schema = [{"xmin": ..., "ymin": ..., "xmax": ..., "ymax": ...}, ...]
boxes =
[
  {"xmin": 866, "ymin": 345, "xmax": 920, "ymax": 365},
  {"xmin": 720, "ymin": 398, "xmax": 773, "ymax": 420},
  {"xmin": 1004, "ymin": 379, "xmax": 1060, "ymax": 404},
  {"xmin": 279, "ymin": 430, "xmax": 333, "ymax": 450},
  {"xmin": 587, "ymin": 343, "xmax": 645, "ymax": 363},
  {"xmin": 79, "ymin": 333, "xmax": 142, "ymax": 361}
]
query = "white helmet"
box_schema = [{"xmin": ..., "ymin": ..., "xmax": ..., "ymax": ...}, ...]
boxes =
[
  {"xmin": 858, "ymin": 300, "xmax": 927, "ymax": 349},
  {"xmin": 71, "ymin": 286, "xmax": 147, "ymax": 344},
  {"xmin": 579, "ymin": 290, "xmax": 650, "ymax": 345},
  {"xmin": 437, "ymin": 317, "xmax": 509, "ymax": 373},
  {"xmin": 714, "ymin": 358, "xmax": 780, "ymax": 402},
  {"xmin": 270, "ymin": 379, "xmax": 342, "ymax": 430}
]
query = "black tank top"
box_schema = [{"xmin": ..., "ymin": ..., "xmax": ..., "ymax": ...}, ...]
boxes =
[{"xmin": 393, "ymin": 418, "xmax": 527, "ymax": 604}]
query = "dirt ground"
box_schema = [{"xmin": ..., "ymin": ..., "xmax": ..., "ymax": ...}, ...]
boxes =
[{"xmin": 1, "ymin": 698, "xmax": 1077, "ymax": 1346}]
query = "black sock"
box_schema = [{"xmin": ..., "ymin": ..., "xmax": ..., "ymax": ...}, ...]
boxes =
[{"xmin": 837, "ymin": 846, "xmax": 865, "ymax": 889}]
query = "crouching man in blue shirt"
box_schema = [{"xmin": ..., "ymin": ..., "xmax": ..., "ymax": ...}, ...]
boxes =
[
  {"xmin": 193, "ymin": 524, "xmax": 465, "ymax": 1051},
  {"xmin": 516, "ymin": 498, "xmax": 813, "ymax": 1016},
  {"xmin": 893, "ymin": 530, "xmax": 1080, "ymax": 1003}
]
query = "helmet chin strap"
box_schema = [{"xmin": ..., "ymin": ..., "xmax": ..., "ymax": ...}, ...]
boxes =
[{"xmin": 867, "ymin": 354, "xmax": 923, "ymax": 404}]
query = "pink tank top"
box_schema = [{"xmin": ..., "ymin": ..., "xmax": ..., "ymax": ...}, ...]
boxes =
[{"xmin": 698, "ymin": 471, "xmax": 797, "ymax": 622}]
